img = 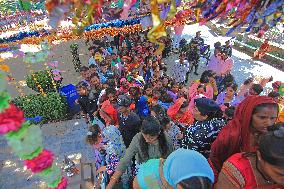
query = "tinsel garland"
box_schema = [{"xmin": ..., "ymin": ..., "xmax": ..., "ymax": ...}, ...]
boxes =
[{"xmin": 0, "ymin": 16, "xmax": 144, "ymax": 44}]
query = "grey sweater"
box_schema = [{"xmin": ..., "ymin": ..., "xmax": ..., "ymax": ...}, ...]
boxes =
[{"xmin": 117, "ymin": 132, "xmax": 174, "ymax": 172}]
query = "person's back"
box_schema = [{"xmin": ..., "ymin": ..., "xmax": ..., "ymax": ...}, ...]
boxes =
[{"xmin": 118, "ymin": 111, "xmax": 141, "ymax": 147}]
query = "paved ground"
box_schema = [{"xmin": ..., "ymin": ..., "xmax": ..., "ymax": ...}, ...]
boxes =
[
  {"xmin": 0, "ymin": 119, "xmax": 93, "ymax": 189},
  {"xmin": 170, "ymin": 24, "xmax": 284, "ymax": 90},
  {"xmin": 1, "ymin": 24, "xmax": 284, "ymax": 189}
]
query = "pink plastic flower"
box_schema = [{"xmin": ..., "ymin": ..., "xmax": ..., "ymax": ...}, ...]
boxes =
[
  {"xmin": 24, "ymin": 149, "xmax": 54, "ymax": 173},
  {"xmin": 50, "ymin": 177, "xmax": 68, "ymax": 189},
  {"xmin": 0, "ymin": 104, "xmax": 24, "ymax": 135}
]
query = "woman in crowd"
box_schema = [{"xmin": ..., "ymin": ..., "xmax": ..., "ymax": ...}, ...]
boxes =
[
  {"xmin": 106, "ymin": 116, "xmax": 174, "ymax": 189},
  {"xmin": 167, "ymin": 97, "xmax": 194, "ymax": 127},
  {"xmin": 268, "ymin": 91, "xmax": 284, "ymax": 123},
  {"xmin": 182, "ymin": 98, "xmax": 226, "ymax": 158},
  {"xmin": 209, "ymin": 95, "xmax": 279, "ymax": 174},
  {"xmin": 86, "ymin": 125, "xmax": 128, "ymax": 188},
  {"xmin": 161, "ymin": 116, "xmax": 182, "ymax": 150},
  {"xmin": 188, "ymin": 70, "xmax": 214, "ymax": 100},
  {"xmin": 119, "ymin": 78, "xmax": 130, "ymax": 94},
  {"xmin": 99, "ymin": 88, "xmax": 119, "ymax": 126},
  {"xmin": 215, "ymin": 123, "xmax": 284, "ymax": 188},
  {"xmin": 133, "ymin": 148, "xmax": 214, "ymax": 189},
  {"xmin": 236, "ymin": 77, "xmax": 254, "ymax": 100},
  {"xmin": 216, "ymin": 83, "xmax": 239, "ymax": 110},
  {"xmin": 167, "ymin": 82, "xmax": 179, "ymax": 102}
]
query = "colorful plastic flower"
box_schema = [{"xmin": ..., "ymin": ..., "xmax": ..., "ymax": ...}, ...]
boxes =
[
  {"xmin": 0, "ymin": 104, "xmax": 24, "ymax": 134},
  {"xmin": 24, "ymin": 149, "xmax": 54, "ymax": 173}
]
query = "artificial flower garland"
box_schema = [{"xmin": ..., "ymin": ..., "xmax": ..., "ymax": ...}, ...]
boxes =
[{"xmin": 0, "ymin": 64, "xmax": 67, "ymax": 189}]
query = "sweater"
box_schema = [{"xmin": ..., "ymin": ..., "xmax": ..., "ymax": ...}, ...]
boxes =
[{"xmin": 117, "ymin": 132, "xmax": 174, "ymax": 172}]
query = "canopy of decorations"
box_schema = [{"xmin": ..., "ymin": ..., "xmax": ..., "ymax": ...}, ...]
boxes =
[{"xmin": 0, "ymin": 0, "xmax": 282, "ymax": 55}]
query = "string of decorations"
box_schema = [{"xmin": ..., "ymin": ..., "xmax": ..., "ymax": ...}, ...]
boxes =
[
  {"xmin": 0, "ymin": 65, "xmax": 25, "ymax": 97},
  {"xmin": 0, "ymin": 74, "xmax": 67, "ymax": 189},
  {"xmin": 0, "ymin": 16, "xmax": 144, "ymax": 44},
  {"xmin": 0, "ymin": 29, "xmax": 50, "ymax": 44},
  {"xmin": 1, "ymin": 0, "xmax": 283, "ymax": 53}
]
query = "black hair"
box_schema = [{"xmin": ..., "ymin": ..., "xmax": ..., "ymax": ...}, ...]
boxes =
[
  {"xmin": 180, "ymin": 101, "xmax": 189, "ymax": 109},
  {"xmin": 105, "ymin": 88, "xmax": 116, "ymax": 96},
  {"xmin": 252, "ymin": 103, "xmax": 279, "ymax": 115},
  {"xmin": 86, "ymin": 125, "xmax": 101, "ymax": 145},
  {"xmin": 151, "ymin": 105, "xmax": 167, "ymax": 118},
  {"xmin": 161, "ymin": 93, "xmax": 174, "ymax": 103},
  {"xmin": 224, "ymin": 106, "xmax": 235, "ymax": 120},
  {"xmin": 197, "ymin": 84, "xmax": 206, "ymax": 91},
  {"xmin": 226, "ymin": 83, "xmax": 238, "ymax": 92},
  {"xmin": 140, "ymin": 116, "xmax": 169, "ymax": 159},
  {"xmin": 171, "ymin": 81, "xmax": 180, "ymax": 88},
  {"xmin": 144, "ymin": 83, "xmax": 153, "ymax": 91},
  {"xmin": 76, "ymin": 81, "xmax": 89, "ymax": 90},
  {"xmin": 89, "ymin": 64, "xmax": 97, "ymax": 69},
  {"xmin": 199, "ymin": 107, "xmax": 223, "ymax": 120},
  {"xmin": 214, "ymin": 42, "xmax": 222, "ymax": 49},
  {"xmin": 178, "ymin": 176, "xmax": 213, "ymax": 189},
  {"xmin": 268, "ymin": 76, "xmax": 273, "ymax": 82},
  {"xmin": 80, "ymin": 66, "xmax": 89, "ymax": 72},
  {"xmin": 106, "ymin": 79, "xmax": 116, "ymax": 88},
  {"xmin": 268, "ymin": 91, "xmax": 280, "ymax": 98},
  {"xmin": 223, "ymin": 74, "xmax": 235, "ymax": 84},
  {"xmin": 243, "ymin": 77, "xmax": 254, "ymax": 85},
  {"xmin": 251, "ymin": 84, "xmax": 263, "ymax": 95},
  {"xmin": 259, "ymin": 123, "xmax": 284, "ymax": 167},
  {"xmin": 206, "ymin": 70, "xmax": 216, "ymax": 78},
  {"xmin": 161, "ymin": 116, "xmax": 171, "ymax": 126},
  {"xmin": 89, "ymin": 73, "xmax": 99, "ymax": 79},
  {"xmin": 200, "ymin": 71, "xmax": 210, "ymax": 84}
]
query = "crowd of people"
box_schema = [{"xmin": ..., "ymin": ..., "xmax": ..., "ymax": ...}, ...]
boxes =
[{"xmin": 75, "ymin": 29, "xmax": 284, "ymax": 189}]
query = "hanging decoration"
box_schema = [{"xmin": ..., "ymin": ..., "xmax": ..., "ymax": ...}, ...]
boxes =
[
  {"xmin": 147, "ymin": 0, "xmax": 167, "ymax": 55},
  {"xmin": 0, "ymin": 77, "xmax": 67, "ymax": 188},
  {"xmin": 0, "ymin": 0, "xmax": 282, "ymax": 52},
  {"xmin": 197, "ymin": 0, "xmax": 284, "ymax": 36},
  {"xmin": 0, "ymin": 65, "xmax": 25, "ymax": 96}
]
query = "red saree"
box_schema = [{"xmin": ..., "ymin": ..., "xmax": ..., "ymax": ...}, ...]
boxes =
[
  {"xmin": 220, "ymin": 153, "xmax": 283, "ymax": 189},
  {"xmin": 209, "ymin": 96, "xmax": 276, "ymax": 173}
]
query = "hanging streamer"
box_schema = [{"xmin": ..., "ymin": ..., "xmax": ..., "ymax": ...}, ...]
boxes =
[{"xmin": 147, "ymin": 0, "xmax": 167, "ymax": 55}]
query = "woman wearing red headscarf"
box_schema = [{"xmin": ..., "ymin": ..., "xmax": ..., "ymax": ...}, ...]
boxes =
[
  {"xmin": 167, "ymin": 97, "xmax": 194, "ymax": 127},
  {"xmin": 209, "ymin": 96, "xmax": 279, "ymax": 176}
]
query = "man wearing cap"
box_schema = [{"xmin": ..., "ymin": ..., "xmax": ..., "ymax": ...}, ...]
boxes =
[{"xmin": 117, "ymin": 95, "xmax": 141, "ymax": 148}]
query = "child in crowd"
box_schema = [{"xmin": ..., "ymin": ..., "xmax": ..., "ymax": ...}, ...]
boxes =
[
  {"xmin": 80, "ymin": 66, "xmax": 91, "ymax": 86},
  {"xmin": 76, "ymin": 81, "xmax": 98, "ymax": 123},
  {"xmin": 86, "ymin": 125, "xmax": 129, "ymax": 188}
]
